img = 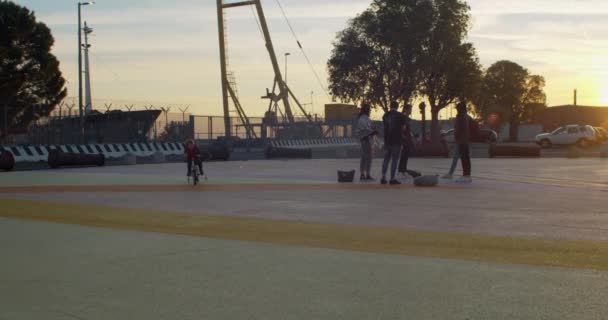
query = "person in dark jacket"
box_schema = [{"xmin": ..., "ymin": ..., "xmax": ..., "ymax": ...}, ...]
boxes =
[
  {"xmin": 381, "ymin": 101, "xmax": 406, "ymax": 185},
  {"xmin": 453, "ymin": 101, "xmax": 472, "ymax": 183},
  {"xmin": 398, "ymin": 104, "xmax": 414, "ymax": 178},
  {"xmin": 184, "ymin": 139, "xmax": 203, "ymax": 177}
]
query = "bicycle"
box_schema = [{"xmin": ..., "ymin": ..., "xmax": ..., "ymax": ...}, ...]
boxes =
[
  {"xmin": 190, "ymin": 163, "xmax": 200, "ymax": 185},
  {"xmin": 188, "ymin": 158, "xmax": 206, "ymax": 186}
]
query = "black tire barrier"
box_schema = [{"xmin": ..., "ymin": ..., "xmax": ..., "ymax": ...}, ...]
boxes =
[
  {"xmin": 412, "ymin": 143, "xmax": 449, "ymax": 158},
  {"xmin": 200, "ymin": 144, "xmax": 230, "ymax": 161},
  {"xmin": 48, "ymin": 149, "xmax": 105, "ymax": 169},
  {"xmin": 0, "ymin": 151, "xmax": 15, "ymax": 171},
  {"xmin": 489, "ymin": 144, "xmax": 540, "ymax": 158},
  {"xmin": 265, "ymin": 147, "xmax": 313, "ymax": 159}
]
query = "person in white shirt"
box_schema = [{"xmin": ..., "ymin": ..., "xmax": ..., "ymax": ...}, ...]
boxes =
[{"xmin": 356, "ymin": 103, "xmax": 378, "ymax": 181}]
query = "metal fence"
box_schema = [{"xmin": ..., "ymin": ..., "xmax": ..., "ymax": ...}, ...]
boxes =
[{"xmin": 3, "ymin": 108, "xmax": 402, "ymax": 147}]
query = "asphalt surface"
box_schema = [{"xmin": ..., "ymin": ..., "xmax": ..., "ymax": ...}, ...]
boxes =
[{"xmin": 2, "ymin": 158, "xmax": 608, "ymax": 319}]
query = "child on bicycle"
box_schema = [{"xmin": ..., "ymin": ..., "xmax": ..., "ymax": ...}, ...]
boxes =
[{"xmin": 184, "ymin": 139, "xmax": 203, "ymax": 177}]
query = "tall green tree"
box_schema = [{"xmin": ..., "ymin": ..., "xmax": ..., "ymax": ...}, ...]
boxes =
[
  {"xmin": 422, "ymin": 43, "xmax": 482, "ymax": 142},
  {"xmin": 0, "ymin": 1, "xmax": 67, "ymax": 136},
  {"xmin": 327, "ymin": 0, "xmax": 434, "ymax": 111},
  {"xmin": 472, "ymin": 61, "xmax": 546, "ymax": 141},
  {"xmin": 419, "ymin": 0, "xmax": 480, "ymax": 142},
  {"xmin": 521, "ymin": 75, "xmax": 547, "ymax": 122}
]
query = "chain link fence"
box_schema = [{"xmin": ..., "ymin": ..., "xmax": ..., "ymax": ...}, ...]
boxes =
[{"xmin": 2, "ymin": 101, "xmax": 370, "ymax": 147}]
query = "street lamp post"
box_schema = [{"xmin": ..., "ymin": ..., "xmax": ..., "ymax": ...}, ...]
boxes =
[{"xmin": 78, "ymin": 1, "xmax": 94, "ymax": 143}]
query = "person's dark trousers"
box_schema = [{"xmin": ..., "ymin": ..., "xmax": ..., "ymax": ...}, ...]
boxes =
[
  {"xmin": 398, "ymin": 143, "xmax": 411, "ymax": 174},
  {"xmin": 187, "ymin": 158, "xmax": 203, "ymax": 176},
  {"xmin": 458, "ymin": 143, "xmax": 471, "ymax": 176},
  {"xmin": 382, "ymin": 144, "xmax": 402, "ymax": 180},
  {"xmin": 360, "ymin": 138, "xmax": 373, "ymax": 177}
]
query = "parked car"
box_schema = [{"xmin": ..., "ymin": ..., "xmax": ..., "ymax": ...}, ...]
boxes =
[
  {"xmin": 594, "ymin": 127, "xmax": 608, "ymax": 143},
  {"xmin": 440, "ymin": 128, "xmax": 498, "ymax": 144},
  {"xmin": 535, "ymin": 125, "xmax": 596, "ymax": 148}
]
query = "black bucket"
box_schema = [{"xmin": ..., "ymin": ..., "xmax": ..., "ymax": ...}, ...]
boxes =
[{"xmin": 337, "ymin": 170, "xmax": 355, "ymax": 183}]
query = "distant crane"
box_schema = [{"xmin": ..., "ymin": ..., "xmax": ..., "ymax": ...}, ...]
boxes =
[{"xmin": 217, "ymin": 0, "xmax": 316, "ymax": 141}]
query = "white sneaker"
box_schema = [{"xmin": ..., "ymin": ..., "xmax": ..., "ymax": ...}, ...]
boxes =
[
  {"xmin": 456, "ymin": 176, "xmax": 472, "ymax": 184},
  {"xmin": 441, "ymin": 174, "xmax": 453, "ymax": 180}
]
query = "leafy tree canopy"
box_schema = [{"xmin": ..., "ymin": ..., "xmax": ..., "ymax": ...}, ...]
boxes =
[{"xmin": 0, "ymin": 0, "xmax": 67, "ymax": 134}]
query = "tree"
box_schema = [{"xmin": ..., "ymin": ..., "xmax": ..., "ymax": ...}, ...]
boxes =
[
  {"xmin": 422, "ymin": 43, "xmax": 482, "ymax": 142},
  {"xmin": 419, "ymin": 0, "xmax": 480, "ymax": 142},
  {"xmin": 327, "ymin": 0, "xmax": 434, "ymax": 111},
  {"xmin": 521, "ymin": 75, "xmax": 547, "ymax": 122},
  {"xmin": 0, "ymin": 1, "xmax": 67, "ymax": 135},
  {"xmin": 472, "ymin": 61, "xmax": 546, "ymax": 141}
]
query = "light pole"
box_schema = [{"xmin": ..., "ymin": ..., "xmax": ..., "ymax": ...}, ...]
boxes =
[
  {"xmin": 78, "ymin": 1, "xmax": 94, "ymax": 142},
  {"xmin": 284, "ymin": 52, "xmax": 291, "ymax": 88}
]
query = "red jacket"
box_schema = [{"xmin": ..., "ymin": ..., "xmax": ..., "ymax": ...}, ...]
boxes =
[{"xmin": 184, "ymin": 145, "xmax": 201, "ymax": 160}]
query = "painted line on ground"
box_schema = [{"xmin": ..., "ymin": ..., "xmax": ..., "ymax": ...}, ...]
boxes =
[
  {"xmin": 0, "ymin": 183, "xmax": 474, "ymax": 194},
  {"xmin": 1, "ymin": 198, "xmax": 608, "ymax": 271}
]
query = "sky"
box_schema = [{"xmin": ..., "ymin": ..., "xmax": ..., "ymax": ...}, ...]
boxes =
[{"xmin": 12, "ymin": 0, "xmax": 608, "ymax": 118}]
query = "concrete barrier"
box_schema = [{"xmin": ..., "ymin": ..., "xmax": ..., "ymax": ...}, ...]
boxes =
[
  {"xmin": 566, "ymin": 147, "xmax": 581, "ymax": 159},
  {"xmin": 489, "ymin": 144, "xmax": 540, "ymax": 158},
  {"xmin": 106, "ymin": 153, "xmax": 137, "ymax": 166},
  {"xmin": 600, "ymin": 146, "xmax": 608, "ymax": 158},
  {"xmin": 136, "ymin": 152, "xmax": 166, "ymax": 164},
  {"xmin": 266, "ymin": 147, "xmax": 313, "ymax": 159},
  {"xmin": 413, "ymin": 144, "xmax": 449, "ymax": 158}
]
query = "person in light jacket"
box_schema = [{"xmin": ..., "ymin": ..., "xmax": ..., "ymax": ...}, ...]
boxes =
[{"xmin": 356, "ymin": 103, "xmax": 378, "ymax": 181}]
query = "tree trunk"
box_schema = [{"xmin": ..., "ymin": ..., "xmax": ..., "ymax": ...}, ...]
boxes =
[
  {"xmin": 509, "ymin": 115, "xmax": 519, "ymax": 142},
  {"xmin": 430, "ymin": 108, "xmax": 441, "ymax": 143},
  {"xmin": 420, "ymin": 109, "xmax": 426, "ymax": 142}
]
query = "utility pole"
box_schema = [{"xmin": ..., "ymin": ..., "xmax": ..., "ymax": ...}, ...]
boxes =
[
  {"xmin": 217, "ymin": 0, "xmax": 231, "ymax": 143},
  {"xmin": 83, "ymin": 22, "xmax": 94, "ymax": 115}
]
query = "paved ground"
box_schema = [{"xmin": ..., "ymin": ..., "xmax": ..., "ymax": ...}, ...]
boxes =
[{"xmin": 2, "ymin": 158, "xmax": 608, "ymax": 319}]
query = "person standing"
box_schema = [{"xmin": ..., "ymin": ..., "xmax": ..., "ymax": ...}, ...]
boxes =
[
  {"xmin": 381, "ymin": 101, "xmax": 406, "ymax": 185},
  {"xmin": 356, "ymin": 103, "xmax": 378, "ymax": 181},
  {"xmin": 453, "ymin": 101, "xmax": 473, "ymax": 183},
  {"xmin": 398, "ymin": 104, "xmax": 414, "ymax": 178}
]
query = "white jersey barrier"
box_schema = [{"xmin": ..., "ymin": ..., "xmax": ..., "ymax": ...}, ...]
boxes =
[
  {"xmin": 0, "ymin": 142, "xmax": 185, "ymax": 163},
  {"xmin": 269, "ymin": 138, "xmax": 359, "ymax": 150}
]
